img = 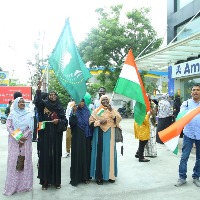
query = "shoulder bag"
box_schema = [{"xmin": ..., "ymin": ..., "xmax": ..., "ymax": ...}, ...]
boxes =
[{"xmin": 115, "ymin": 127, "xmax": 123, "ymax": 143}]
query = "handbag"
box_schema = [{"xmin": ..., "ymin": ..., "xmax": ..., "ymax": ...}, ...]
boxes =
[
  {"xmin": 16, "ymin": 155, "xmax": 25, "ymax": 171},
  {"xmin": 115, "ymin": 127, "xmax": 123, "ymax": 143}
]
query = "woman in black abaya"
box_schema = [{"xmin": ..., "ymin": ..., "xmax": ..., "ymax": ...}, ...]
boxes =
[
  {"xmin": 69, "ymin": 99, "xmax": 93, "ymax": 186},
  {"xmin": 34, "ymin": 82, "xmax": 67, "ymax": 190}
]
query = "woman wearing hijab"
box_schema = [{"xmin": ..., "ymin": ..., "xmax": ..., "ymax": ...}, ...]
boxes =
[
  {"xmin": 89, "ymin": 95, "xmax": 122, "ymax": 185},
  {"xmin": 34, "ymin": 83, "xmax": 67, "ymax": 190},
  {"xmin": 4, "ymin": 97, "xmax": 33, "ymax": 196},
  {"xmin": 69, "ymin": 99, "xmax": 93, "ymax": 186},
  {"xmin": 156, "ymin": 94, "xmax": 173, "ymax": 144},
  {"xmin": 144, "ymin": 95, "xmax": 158, "ymax": 158}
]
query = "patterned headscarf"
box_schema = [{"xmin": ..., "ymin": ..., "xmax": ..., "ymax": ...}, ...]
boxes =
[
  {"xmin": 75, "ymin": 101, "xmax": 93, "ymax": 138},
  {"xmin": 100, "ymin": 95, "xmax": 110, "ymax": 106},
  {"xmin": 7, "ymin": 97, "xmax": 33, "ymax": 131},
  {"xmin": 161, "ymin": 94, "xmax": 169, "ymax": 100}
]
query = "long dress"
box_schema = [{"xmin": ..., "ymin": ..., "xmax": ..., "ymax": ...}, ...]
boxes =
[
  {"xmin": 144, "ymin": 101, "xmax": 157, "ymax": 157},
  {"xmin": 144, "ymin": 119, "xmax": 157, "ymax": 157},
  {"xmin": 156, "ymin": 96, "xmax": 173, "ymax": 144},
  {"xmin": 69, "ymin": 105, "xmax": 93, "ymax": 186},
  {"xmin": 89, "ymin": 106, "xmax": 122, "ymax": 181},
  {"xmin": 35, "ymin": 90, "xmax": 67, "ymax": 186},
  {"xmin": 4, "ymin": 98, "xmax": 33, "ymax": 196}
]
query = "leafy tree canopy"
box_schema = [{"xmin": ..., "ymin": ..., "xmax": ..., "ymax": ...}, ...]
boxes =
[
  {"xmin": 78, "ymin": 5, "xmax": 162, "ymax": 92},
  {"xmin": 48, "ymin": 72, "xmax": 71, "ymax": 109}
]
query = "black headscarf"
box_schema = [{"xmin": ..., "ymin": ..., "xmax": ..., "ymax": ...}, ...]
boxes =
[
  {"xmin": 41, "ymin": 92, "xmax": 48, "ymax": 100},
  {"xmin": 14, "ymin": 92, "xmax": 22, "ymax": 99},
  {"xmin": 43, "ymin": 91, "xmax": 65, "ymax": 118}
]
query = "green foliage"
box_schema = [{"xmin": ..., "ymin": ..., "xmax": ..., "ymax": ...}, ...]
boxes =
[
  {"xmin": 48, "ymin": 72, "xmax": 71, "ymax": 109},
  {"xmin": 87, "ymin": 83, "xmax": 102, "ymax": 99},
  {"xmin": 137, "ymin": 70, "xmax": 158, "ymax": 95},
  {"xmin": 78, "ymin": 5, "xmax": 162, "ymax": 90}
]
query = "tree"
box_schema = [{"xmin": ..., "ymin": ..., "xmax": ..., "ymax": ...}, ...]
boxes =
[
  {"xmin": 48, "ymin": 72, "xmax": 71, "ymax": 108},
  {"xmin": 78, "ymin": 5, "xmax": 162, "ymax": 91}
]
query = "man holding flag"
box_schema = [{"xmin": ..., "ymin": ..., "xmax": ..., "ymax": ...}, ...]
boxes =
[{"xmin": 175, "ymin": 84, "xmax": 200, "ymax": 187}]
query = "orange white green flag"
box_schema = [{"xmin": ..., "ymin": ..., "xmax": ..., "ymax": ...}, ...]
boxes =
[
  {"xmin": 11, "ymin": 128, "xmax": 23, "ymax": 141},
  {"xmin": 114, "ymin": 49, "xmax": 150, "ymax": 125},
  {"xmin": 158, "ymin": 106, "xmax": 200, "ymax": 155},
  {"xmin": 38, "ymin": 121, "xmax": 46, "ymax": 130},
  {"xmin": 96, "ymin": 105, "xmax": 105, "ymax": 116}
]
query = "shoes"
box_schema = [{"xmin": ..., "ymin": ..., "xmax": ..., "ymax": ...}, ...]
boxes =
[
  {"xmin": 42, "ymin": 185, "xmax": 48, "ymax": 190},
  {"xmin": 96, "ymin": 180, "xmax": 103, "ymax": 185},
  {"xmin": 84, "ymin": 180, "xmax": 90, "ymax": 184},
  {"xmin": 139, "ymin": 158, "xmax": 150, "ymax": 162},
  {"xmin": 42, "ymin": 182, "xmax": 48, "ymax": 190},
  {"xmin": 108, "ymin": 179, "xmax": 115, "ymax": 183},
  {"xmin": 63, "ymin": 153, "xmax": 70, "ymax": 158},
  {"xmin": 193, "ymin": 178, "xmax": 200, "ymax": 187},
  {"xmin": 55, "ymin": 184, "xmax": 61, "ymax": 189},
  {"xmin": 175, "ymin": 179, "xmax": 186, "ymax": 187},
  {"xmin": 135, "ymin": 153, "xmax": 139, "ymax": 158}
]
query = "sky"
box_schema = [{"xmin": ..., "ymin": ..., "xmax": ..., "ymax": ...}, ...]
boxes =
[{"xmin": 0, "ymin": 0, "xmax": 167, "ymax": 83}]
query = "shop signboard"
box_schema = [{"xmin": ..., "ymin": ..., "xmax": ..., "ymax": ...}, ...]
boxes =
[
  {"xmin": 172, "ymin": 58, "xmax": 200, "ymax": 78},
  {"xmin": 0, "ymin": 86, "xmax": 32, "ymax": 104}
]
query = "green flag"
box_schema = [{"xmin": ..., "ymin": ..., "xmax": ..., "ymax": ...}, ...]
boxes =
[{"xmin": 49, "ymin": 18, "xmax": 92, "ymax": 104}]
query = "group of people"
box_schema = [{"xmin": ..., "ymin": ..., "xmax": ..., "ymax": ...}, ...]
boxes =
[
  {"xmin": 134, "ymin": 94, "xmax": 158, "ymax": 162},
  {"xmin": 3, "ymin": 86, "xmax": 122, "ymax": 196},
  {"xmin": 3, "ymin": 84, "xmax": 200, "ymax": 196},
  {"xmin": 133, "ymin": 85, "xmax": 200, "ymax": 188}
]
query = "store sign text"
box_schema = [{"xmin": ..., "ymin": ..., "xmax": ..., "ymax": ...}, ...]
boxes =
[{"xmin": 172, "ymin": 58, "xmax": 200, "ymax": 78}]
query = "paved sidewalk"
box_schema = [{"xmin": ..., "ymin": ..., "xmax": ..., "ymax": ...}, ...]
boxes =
[{"xmin": 0, "ymin": 119, "xmax": 199, "ymax": 200}]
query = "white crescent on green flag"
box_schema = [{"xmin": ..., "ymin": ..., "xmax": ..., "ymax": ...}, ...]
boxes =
[
  {"xmin": 114, "ymin": 49, "xmax": 150, "ymax": 125},
  {"xmin": 49, "ymin": 18, "xmax": 92, "ymax": 104}
]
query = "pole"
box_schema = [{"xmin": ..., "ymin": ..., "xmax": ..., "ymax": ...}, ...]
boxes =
[{"xmin": 46, "ymin": 65, "xmax": 49, "ymax": 93}]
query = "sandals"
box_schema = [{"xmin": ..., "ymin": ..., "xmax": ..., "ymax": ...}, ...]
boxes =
[
  {"xmin": 42, "ymin": 181, "xmax": 48, "ymax": 190},
  {"xmin": 42, "ymin": 185, "xmax": 48, "ymax": 190},
  {"xmin": 96, "ymin": 179, "xmax": 103, "ymax": 185},
  {"xmin": 108, "ymin": 179, "xmax": 115, "ymax": 183},
  {"xmin": 84, "ymin": 180, "xmax": 90, "ymax": 184},
  {"xmin": 55, "ymin": 184, "xmax": 61, "ymax": 189}
]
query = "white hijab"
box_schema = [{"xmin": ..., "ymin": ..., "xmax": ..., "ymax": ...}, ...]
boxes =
[{"xmin": 7, "ymin": 97, "xmax": 33, "ymax": 131}]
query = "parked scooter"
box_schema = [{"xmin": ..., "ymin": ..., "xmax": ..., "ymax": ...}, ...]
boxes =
[
  {"xmin": 1, "ymin": 114, "xmax": 7, "ymax": 124},
  {"xmin": 118, "ymin": 105, "xmax": 128, "ymax": 118}
]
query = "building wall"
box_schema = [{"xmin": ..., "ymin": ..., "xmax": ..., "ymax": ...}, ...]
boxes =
[{"xmin": 167, "ymin": 0, "xmax": 200, "ymax": 43}]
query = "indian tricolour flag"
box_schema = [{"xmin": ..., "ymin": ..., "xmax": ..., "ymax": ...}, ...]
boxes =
[
  {"xmin": 11, "ymin": 128, "xmax": 23, "ymax": 141},
  {"xmin": 38, "ymin": 121, "xmax": 46, "ymax": 130},
  {"xmin": 114, "ymin": 49, "xmax": 150, "ymax": 125},
  {"xmin": 96, "ymin": 106, "xmax": 105, "ymax": 116},
  {"xmin": 158, "ymin": 106, "xmax": 200, "ymax": 155}
]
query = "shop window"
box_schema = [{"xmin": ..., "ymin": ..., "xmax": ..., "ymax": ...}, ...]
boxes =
[
  {"xmin": 176, "ymin": 0, "xmax": 194, "ymax": 11},
  {"xmin": 176, "ymin": 15, "xmax": 200, "ymax": 41}
]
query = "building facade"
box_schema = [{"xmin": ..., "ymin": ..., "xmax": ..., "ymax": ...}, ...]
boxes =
[{"xmin": 167, "ymin": 0, "xmax": 200, "ymax": 100}]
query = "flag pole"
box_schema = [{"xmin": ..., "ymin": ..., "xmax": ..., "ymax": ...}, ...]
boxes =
[{"xmin": 110, "ymin": 91, "xmax": 115, "ymax": 102}]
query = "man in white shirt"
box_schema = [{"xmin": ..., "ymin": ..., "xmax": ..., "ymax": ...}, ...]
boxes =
[{"xmin": 94, "ymin": 87, "xmax": 106, "ymax": 109}]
